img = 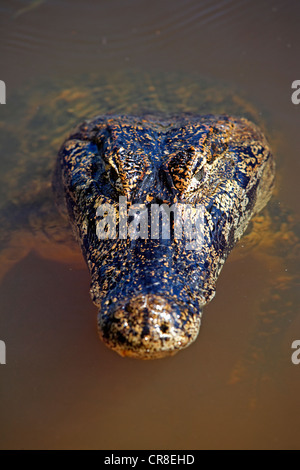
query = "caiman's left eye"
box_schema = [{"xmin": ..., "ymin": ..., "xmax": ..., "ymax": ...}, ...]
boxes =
[{"xmin": 107, "ymin": 165, "xmax": 125, "ymax": 194}]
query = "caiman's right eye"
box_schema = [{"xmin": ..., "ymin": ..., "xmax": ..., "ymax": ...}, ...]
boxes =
[
  {"xmin": 107, "ymin": 165, "xmax": 125, "ymax": 194},
  {"xmin": 194, "ymin": 166, "xmax": 205, "ymax": 182},
  {"xmin": 106, "ymin": 147, "xmax": 150, "ymax": 200}
]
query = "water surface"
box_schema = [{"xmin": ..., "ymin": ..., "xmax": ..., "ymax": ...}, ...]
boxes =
[{"xmin": 0, "ymin": 0, "xmax": 299, "ymax": 450}]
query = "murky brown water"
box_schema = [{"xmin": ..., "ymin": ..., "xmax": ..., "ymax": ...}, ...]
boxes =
[{"xmin": 0, "ymin": 0, "xmax": 299, "ymax": 450}]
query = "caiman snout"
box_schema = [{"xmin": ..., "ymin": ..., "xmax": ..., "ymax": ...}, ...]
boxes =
[{"xmin": 98, "ymin": 294, "xmax": 202, "ymax": 359}]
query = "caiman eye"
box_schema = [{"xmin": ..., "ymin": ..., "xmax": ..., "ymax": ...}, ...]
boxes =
[
  {"xmin": 108, "ymin": 165, "xmax": 119, "ymax": 183},
  {"xmin": 194, "ymin": 166, "xmax": 205, "ymax": 182},
  {"xmin": 106, "ymin": 147, "xmax": 150, "ymax": 199},
  {"xmin": 167, "ymin": 147, "xmax": 205, "ymax": 192},
  {"xmin": 106, "ymin": 165, "xmax": 125, "ymax": 194}
]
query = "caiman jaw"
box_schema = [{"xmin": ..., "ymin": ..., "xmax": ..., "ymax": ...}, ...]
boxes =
[{"xmin": 98, "ymin": 294, "xmax": 202, "ymax": 359}]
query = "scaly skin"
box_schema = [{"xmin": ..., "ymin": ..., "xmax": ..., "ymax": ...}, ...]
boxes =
[{"xmin": 55, "ymin": 113, "xmax": 275, "ymax": 359}]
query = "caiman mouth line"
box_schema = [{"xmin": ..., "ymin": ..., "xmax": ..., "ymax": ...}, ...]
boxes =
[{"xmin": 55, "ymin": 113, "xmax": 275, "ymax": 359}]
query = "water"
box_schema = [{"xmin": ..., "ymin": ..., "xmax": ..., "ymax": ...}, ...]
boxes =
[{"xmin": 0, "ymin": 0, "xmax": 299, "ymax": 450}]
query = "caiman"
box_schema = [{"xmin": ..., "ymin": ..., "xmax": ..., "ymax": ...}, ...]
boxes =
[
  {"xmin": 0, "ymin": 71, "xmax": 297, "ymax": 366},
  {"xmin": 55, "ymin": 112, "xmax": 275, "ymax": 359}
]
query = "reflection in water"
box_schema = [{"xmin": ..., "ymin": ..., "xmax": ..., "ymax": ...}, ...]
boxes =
[{"xmin": 0, "ymin": 0, "xmax": 299, "ymax": 450}]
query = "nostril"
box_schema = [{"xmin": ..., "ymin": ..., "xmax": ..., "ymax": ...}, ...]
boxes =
[{"xmin": 160, "ymin": 323, "xmax": 169, "ymax": 334}]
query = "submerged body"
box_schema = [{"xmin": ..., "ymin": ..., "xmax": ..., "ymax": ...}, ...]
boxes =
[{"xmin": 56, "ymin": 113, "xmax": 275, "ymax": 359}]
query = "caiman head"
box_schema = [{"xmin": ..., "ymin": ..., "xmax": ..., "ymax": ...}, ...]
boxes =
[{"xmin": 55, "ymin": 114, "xmax": 275, "ymax": 359}]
